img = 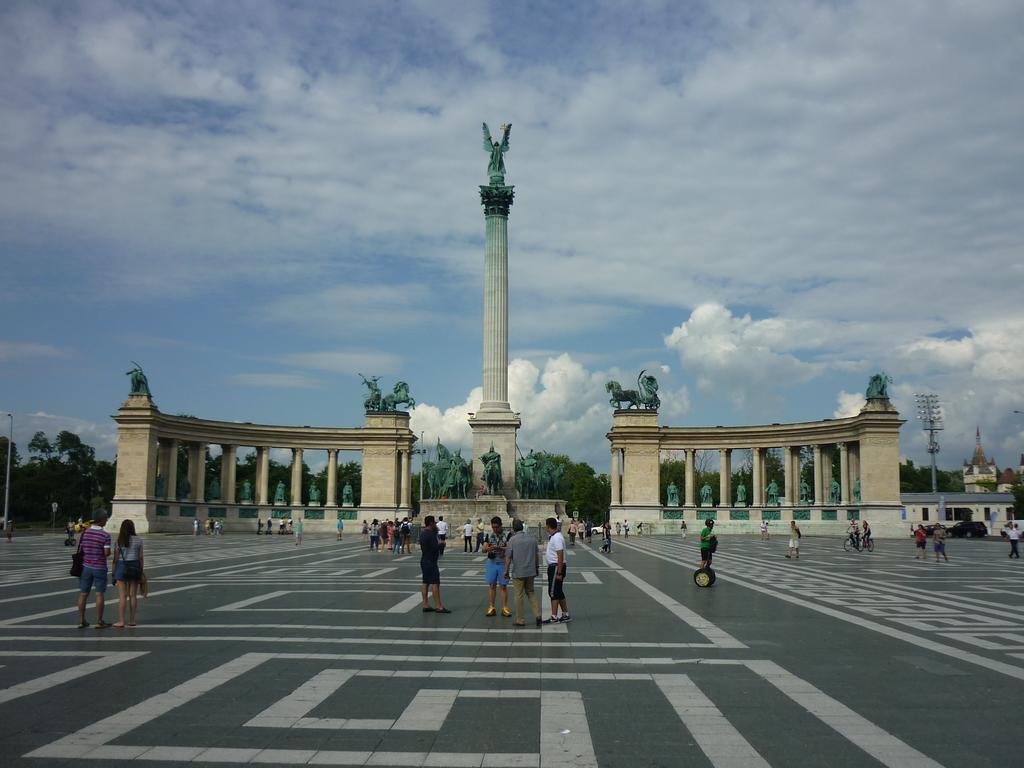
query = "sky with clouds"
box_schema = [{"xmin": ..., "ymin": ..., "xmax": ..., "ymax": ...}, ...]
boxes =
[{"xmin": 2, "ymin": 0, "xmax": 1023, "ymax": 473}]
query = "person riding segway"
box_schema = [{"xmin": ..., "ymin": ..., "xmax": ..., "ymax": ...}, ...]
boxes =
[{"xmin": 695, "ymin": 519, "xmax": 717, "ymax": 587}]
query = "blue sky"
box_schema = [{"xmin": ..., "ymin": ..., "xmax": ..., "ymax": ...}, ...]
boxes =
[{"xmin": 2, "ymin": 0, "xmax": 1023, "ymax": 472}]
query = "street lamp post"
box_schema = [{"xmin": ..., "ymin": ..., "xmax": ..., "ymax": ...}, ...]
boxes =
[
  {"xmin": 913, "ymin": 394, "xmax": 943, "ymax": 493},
  {"xmin": 2, "ymin": 412, "xmax": 11, "ymax": 532},
  {"xmin": 410, "ymin": 432, "xmax": 429, "ymax": 516}
]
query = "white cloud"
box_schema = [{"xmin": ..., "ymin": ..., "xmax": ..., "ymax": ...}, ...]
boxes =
[
  {"xmin": 410, "ymin": 353, "xmax": 689, "ymax": 469},
  {"xmin": 11, "ymin": 411, "xmax": 116, "ymax": 458},
  {"xmin": 277, "ymin": 351, "xmax": 402, "ymax": 376},
  {"xmin": 833, "ymin": 391, "xmax": 866, "ymax": 419},
  {"xmin": 664, "ymin": 303, "xmax": 824, "ymax": 408},
  {"xmin": 0, "ymin": 341, "xmax": 67, "ymax": 360}
]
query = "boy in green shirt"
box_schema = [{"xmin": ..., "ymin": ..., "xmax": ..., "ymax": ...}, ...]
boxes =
[{"xmin": 699, "ymin": 519, "xmax": 716, "ymax": 569}]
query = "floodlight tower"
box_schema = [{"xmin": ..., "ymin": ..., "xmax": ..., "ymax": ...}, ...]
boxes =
[{"xmin": 914, "ymin": 393, "xmax": 943, "ymax": 493}]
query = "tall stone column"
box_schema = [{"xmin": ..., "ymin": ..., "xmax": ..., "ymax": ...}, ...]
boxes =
[
  {"xmin": 850, "ymin": 443, "xmax": 861, "ymax": 495},
  {"xmin": 719, "ymin": 449, "xmax": 731, "ymax": 507},
  {"xmin": 290, "ymin": 448, "xmax": 304, "ymax": 506},
  {"xmin": 469, "ymin": 180, "xmax": 520, "ymax": 495},
  {"xmin": 190, "ymin": 443, "xmax": 206, "ymax": 503},
  {"xmin": 256, "ymin": 446, "xmax": 270, "ymax": 505},
  {"xmin": 326, "ymin": 449, "xmax": 338, "ymax": 507},
  {"xmin": 751, "ymin": 447, "xmax": 762, "ymax": 506},
  {"xmin": 684, "ymin": 449, "xmax": 696, "ymax": 506},
  {"xmin": 813, "ymin": 445, "xmax": 824, "ymax": 505},
  {"xmin": 221, "ymin": 445, "xmax": 237, "ymax": 504},
  {"xmin": 839, "ymin": 442, "xmax": 850, "ymax": 505},
  {"xmin": 610, "ymin": 448, "xmax": 621, "ymax": 506},
  {"xmin": 822, "ymin": 445, "xmax": 834, "ymax": 502}
]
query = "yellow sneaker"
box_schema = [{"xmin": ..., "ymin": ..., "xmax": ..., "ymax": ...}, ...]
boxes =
[
  {"xmin": 486, "ymin": 606, "xmax": 496, "ymax": 617},
  {"xmin": 501, "ymin": 607, "xmax": 511, "ymax": 617}
]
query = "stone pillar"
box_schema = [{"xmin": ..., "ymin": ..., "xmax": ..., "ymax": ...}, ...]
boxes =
[
  {"xmin": 790, "ymin": 447, "xmax": 802, "ymax": 503},
  {"xmin": 290, "ymin": 448, "xmax": 304, "ymax": 506},
  {"xmin": 839, "ymin": 442, "xmax": 850, "ymax": 505},
  {"xmin": 850, "ymin": 442, "xmax": 861, "ymax": 495},
  {"xmin": 719, "ymin": 449, "xmax": 731, "ymax": 507},
  {"xmin": 822, "ymin": 445, "xmax": 834, "ymax": 502},
  {"xmin": 469, "ymin": 181, "xmax": 520, "ymax": 495},
  {"xmin": 400, "ymin": 449, "xmax": 412, "ymax": 510},
  {"xmin": 221, "ymin": 445, "xmax": 237, "ymax": 504},
  {"xmin": 751, "ymin": 447, "xmax": 762, "ymax": 506},
  {"xmin": 684, "ymin": 448, "xmax": 696, "ymax": 506},
  {"xmin": 326, "ymin": 449, "xmax": 338, "ymax": 507},
  {"xmin": 190, "ymin": 442, "xmax": 206, "ymax": 503},
  {"xmin": 813, "ymin": 445, "xmax": 824, "ymax": 505},
  {"xmin": 163, "ymin": 440, "xmax": 178, "ymax": 500},
  {"xmin": 256, "ymin": 446, "xmax": 270, "ymax": 505},
  {"xmin": 782, "ymin": 447, "xmax": 793, "ymax": 506},
  {"xmin": 610, "ymin": 448, "xmax": 621, "ymax": 506}
]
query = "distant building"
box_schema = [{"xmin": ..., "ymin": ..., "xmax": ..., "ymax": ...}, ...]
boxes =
[
  {"xmin": 902, "ymin": 492, "xmax": 1013, "ymax": 529},
  {"xmin": 962, "ymin": 427, "xmax": 1019, "ymax": 492}
]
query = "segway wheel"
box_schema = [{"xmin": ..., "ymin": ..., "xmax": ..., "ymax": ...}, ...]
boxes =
[{"xmin": 693, "ymin": 566, "xmax": 716, "ymax": 587}]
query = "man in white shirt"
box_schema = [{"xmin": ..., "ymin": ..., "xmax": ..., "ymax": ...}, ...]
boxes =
[
  {"xmin": 436, "ymin": 516, "xmax": 448, "ymax": 556},
  {"xmin": 1008, "ymin": 523, "xmax": 1021, "ymax": 559},
  {"xmin": 463, "ymin": 520, "xmax": 474, "ymax": 553},
  {"xmin": 543, "ymin": 517, "xmax": 571, "ymax": 624}
]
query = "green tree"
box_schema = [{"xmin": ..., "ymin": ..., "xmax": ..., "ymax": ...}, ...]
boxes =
[{"xmin": 659, "ymin": 458, "xmax": 685, "ymax": 505}]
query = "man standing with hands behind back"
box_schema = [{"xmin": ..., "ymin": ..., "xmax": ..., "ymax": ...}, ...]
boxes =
[
  {"xmin": 543, "ymin": 517, "xmax": 571, "ymax": 624},
  {"xmin": 419, "ymin": 516, "xmax": 450, "ymax": 614},
  {"xmin": 504, "ymin": 518, "xmax": 541, "ymax": 626}
]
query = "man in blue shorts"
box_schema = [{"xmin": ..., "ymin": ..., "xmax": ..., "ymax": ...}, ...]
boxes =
[{"xmin": 482, "ymin": 516, "xmax": 511, "ymax": 617}]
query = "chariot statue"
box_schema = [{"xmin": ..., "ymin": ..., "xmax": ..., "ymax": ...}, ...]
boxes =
[
  {"xmin": 360, "ymin": 374, "xmax": 383, "ymax": 411},
  {"xmin": 605, "ymin": 369, "xmax": 660, "ymax": 410},
  {"xmin": 381, "ymin": 381, "xmax": 415, "ymax": 412}
]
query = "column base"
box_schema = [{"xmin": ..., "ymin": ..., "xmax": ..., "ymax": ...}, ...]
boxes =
[{"xmin": 469, "ymin": 409, "xmax": 521, "ymax": 497}]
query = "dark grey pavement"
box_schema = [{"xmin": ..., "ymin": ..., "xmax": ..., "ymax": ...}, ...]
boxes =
[{"xmin": 0, "ymin": 529, "xmax": 1020, "ymax": 767}]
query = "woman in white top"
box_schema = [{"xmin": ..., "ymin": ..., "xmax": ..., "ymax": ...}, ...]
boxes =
[{"xmin": 112, "ymin": 519, "xmax": 144, "ymax": 628}]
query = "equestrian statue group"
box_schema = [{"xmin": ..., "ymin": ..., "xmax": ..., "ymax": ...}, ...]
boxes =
[
  {"xmin": 360, "ymin": 374, "xmax": 415, "ymax": 412},
  {"xmin": 605, "ymin": 369, "xmax": 660, "ymax": 410}
]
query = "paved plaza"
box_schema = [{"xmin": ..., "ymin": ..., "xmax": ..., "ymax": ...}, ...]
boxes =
[{"xmin": 0, "ymin": 530, "xmax": 1021, "ymax": 767}]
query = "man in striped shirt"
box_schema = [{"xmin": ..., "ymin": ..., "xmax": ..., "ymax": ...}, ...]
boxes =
[{"xmin": 76, "ymin": 514, "xmax": 112, "ymax": 628}]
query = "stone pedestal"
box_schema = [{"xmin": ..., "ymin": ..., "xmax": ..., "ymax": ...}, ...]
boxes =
[{"xmin": 469, "ymin": 410, "xmax": 521, "ymax": 496}]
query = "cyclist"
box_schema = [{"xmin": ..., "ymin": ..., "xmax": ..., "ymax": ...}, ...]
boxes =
[
  {"xmin": 847, "ymin": 519, "xmax": 861, "ymax": 549},
  {"xmin": 861, "ymin": 520, "xmax": 872, "ymax": 550}
]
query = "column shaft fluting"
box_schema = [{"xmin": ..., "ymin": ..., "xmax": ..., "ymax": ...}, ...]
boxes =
[
  {"xmin": 221, "ymin": 445, "xmax": 237, "ymax": 504},
  {"xmin": 751, "ymin": 447, "xmax": 762, "ymax": 506},
  {"xmin": 719, "ymin": 449, "xmax": 731, "ymax": 507},
  {"xmin": 257, "ymin": 447, "xmax": 270, "ymax": 505},
  {"xmin": 165, "ymin": 440, "xmax": 179, "ymax": 502},
  {"xmin": 483, "ymin": 213, "xmax": 509, "ymax": 407},
  {"xmin": 839, "ymin": 442, "xmax": 850, "ymax": 505}
]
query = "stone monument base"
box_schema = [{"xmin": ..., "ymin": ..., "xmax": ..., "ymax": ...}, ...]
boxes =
[{"xmin": 420, "ymin": 497, "xmax": 566, "ymax": 527}]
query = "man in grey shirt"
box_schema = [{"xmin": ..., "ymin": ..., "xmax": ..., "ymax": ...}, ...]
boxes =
[{"xmin": 504, "ymin": 518, "xmax": 542, "ymax": 627}]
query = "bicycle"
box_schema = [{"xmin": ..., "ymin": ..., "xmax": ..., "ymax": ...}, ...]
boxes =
[{"xmin": 842, "ymin": 534, "xmax": 874, "ymax": 552}]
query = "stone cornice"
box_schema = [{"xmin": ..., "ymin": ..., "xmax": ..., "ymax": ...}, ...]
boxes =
[
  {"xmin": 608, "ymin": 409, "xmax": 904, "ymax": 449},
  {"xmin": 112, "ymin": 403, "xmax": 415, "ymax": 451}
]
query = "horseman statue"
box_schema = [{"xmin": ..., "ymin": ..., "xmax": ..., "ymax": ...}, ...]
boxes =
[
  {"xmin": 423, "ymin": 441, "xmax": 471, "ymax": 499},
  {"xmin": 605, "ymin": 369, "xmax": 660, "ymax": 410},
  {"xmin": 480, "ymin": 444, "xmax": 503, "ymax": 495}
]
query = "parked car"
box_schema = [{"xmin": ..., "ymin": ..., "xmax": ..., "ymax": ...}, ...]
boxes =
[{"xmin": 948, "ymin": 521, "xmax": 988, "ymax": 538}]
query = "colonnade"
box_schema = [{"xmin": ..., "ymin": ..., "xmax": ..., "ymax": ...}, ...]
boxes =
[
  {"xmin": 607, "ymin": 401, "xmax": 903, "ymax": 527},
  {"xmin": 112, "ymin": 393, "xmax": 416, "ymax": 531}
]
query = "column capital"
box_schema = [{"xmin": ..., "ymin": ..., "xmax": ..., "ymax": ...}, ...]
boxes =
[{"xmin": 479, "ymin": 184, "xmax": 515, "ymax": 216}]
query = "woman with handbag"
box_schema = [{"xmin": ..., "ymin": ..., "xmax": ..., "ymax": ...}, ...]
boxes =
[{"xmin": 111, "ymin": 519, "xmax": 144, "ymax": 628}]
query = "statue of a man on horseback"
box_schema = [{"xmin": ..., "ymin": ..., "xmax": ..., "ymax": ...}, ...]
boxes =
[{"xmin": 360, "ymin": 375, "xmax": 415, "ymax": 412}]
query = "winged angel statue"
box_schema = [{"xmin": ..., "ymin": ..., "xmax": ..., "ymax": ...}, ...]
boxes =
[{"xmin": 483, "ymin": 122, "xmax": 511, "ymax": 184}]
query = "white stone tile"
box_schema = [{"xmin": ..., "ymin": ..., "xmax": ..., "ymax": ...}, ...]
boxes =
[{"xmin": 252, "ymin": 748, "xmax": 317, "ymax": 763}]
